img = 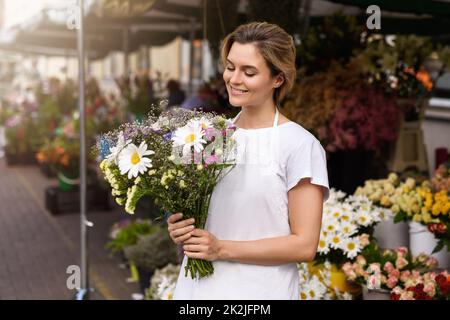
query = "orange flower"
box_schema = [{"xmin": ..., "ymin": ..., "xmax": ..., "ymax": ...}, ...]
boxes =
[
  {"xmin": 60, "ymin": 154, "xmax": 70, "ymax": 167},
  {"xmin": 36, "ymin": 151, "xmax": 45, "ymax": 163},
  {"xmin": 416, "ymin": 70, "xmax": 433, "ymax": 91}
]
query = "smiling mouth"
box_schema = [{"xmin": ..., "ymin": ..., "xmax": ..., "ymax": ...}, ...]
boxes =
[{"xmin": 229, "ymin": 85, "xmax": 249, "ymax": 94}]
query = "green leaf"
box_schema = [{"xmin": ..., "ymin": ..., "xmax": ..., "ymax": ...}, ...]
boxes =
[
  {"xmin": 393, "ymin": 211, "xmax": 407, "ymax": 223},
  {"xmin": 432, "ymin": 241, "xmax": 445, "ymax": 254}
]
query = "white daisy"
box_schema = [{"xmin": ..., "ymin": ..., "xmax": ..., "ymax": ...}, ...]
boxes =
[
  {"xmin": 106, "ymin": 132, "xmax": 131, "ymax": 165},
  {"xmin": 341, "ymin": 237, "xmax": 361, "ymax": 259},
  {"xmin": 322, "ymin": 219, "xmax": 340, "ymax": 234},
  {"xmin": 329, "ymin": 233, "xmax": 344, "ymax": 250},
  {"xmin": 194, "ymin": 117, "xmax": 213, "ymax": 131},
  {"xmin": 118, "ymin": 141, "xmax": 155, "ymax": 179},
  {"xmin": 172, "ymin": 120, "xmax": 207, "ymax": 155},
  {"xmin": 340, "ymin": 221, "xmax": 357, "ymax": 237},
  {"xmin": 317, "ymin": 237, "xmax": 330, "ymax": 255},
  {"xmin": 356, "ymin": 210, "xmax": 372, "ymax": 227}
]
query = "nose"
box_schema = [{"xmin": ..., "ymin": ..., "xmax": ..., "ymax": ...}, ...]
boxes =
[{"xmin": 229, "ymin": 70, "xmax": 243, "ymax": 85}]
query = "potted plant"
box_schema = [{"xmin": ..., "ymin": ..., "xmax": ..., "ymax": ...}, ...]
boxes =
[
  {"xmin": 342, "ymin": 244, "xmax": 438, "ymax": 300},
  {"xmin": 309, "ymin": 188, "xmax": 392, "ymax": 297},
  {"xmin": 124, "ymin": 227, "xmax": 178, "ymax": 294},
  {"xmin": 355, "ymin": 173, "xmax": 450, "ymax": 268},
  {"xmin": 391, "ymin": 270, "xmax": 450, "ymax": 300}
]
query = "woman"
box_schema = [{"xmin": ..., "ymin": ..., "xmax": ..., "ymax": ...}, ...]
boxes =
[{"xmin": 168, "ymin": 22, "xmax": 330, "ymax": 300}]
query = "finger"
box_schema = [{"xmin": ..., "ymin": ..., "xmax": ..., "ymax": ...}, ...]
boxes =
[
  {"xmin": 169, "ymin": 218, "xmax": 195, "ymax": 231},
  {"xmin": 171, "ymin": 224, "xmax": 195, "ymax": 238},
  {"xmin": 175, "ymin": 231, "xmax": 193, "ymax": 244},
  {"xmin": 184, "ymin": 251, "xmax": 206, "ymax": 260},
  {"xmin": 191, "ymin": 228, "xmax": 207, "ymax": 237},
  {"xmin": 183, "ymin": 244, "xmax": 207, "ymax": 252},
  {"xmin": 183, "ymin": 236, "xmax": 205, "ymax": 245},
  {"xmin": 167, "ymin": 212, "xmax": 183, "ymax": 224}
]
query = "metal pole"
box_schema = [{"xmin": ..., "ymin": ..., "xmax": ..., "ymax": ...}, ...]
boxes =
[
  {"xmin": 188, "ymin": 18, "xmax": 196, "ymax": 97},
  {"xmin": 76, "ymin": 0, "xmax": 89, "ymax": 300}
]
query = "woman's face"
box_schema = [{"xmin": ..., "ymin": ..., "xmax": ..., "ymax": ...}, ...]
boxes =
[{"xmin": 223, "ymin": 42, "xmax": 282, "ymax": 108}]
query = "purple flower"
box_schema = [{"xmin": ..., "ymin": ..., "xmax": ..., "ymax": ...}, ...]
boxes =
[{"xmin": 163, "ymin": 131, "xmax": 173, "ymax": 141}]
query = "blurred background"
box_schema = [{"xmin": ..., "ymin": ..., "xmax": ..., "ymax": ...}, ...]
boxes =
[{"xmin": 0, "ymin": 0, "xmax": 449, "ymax": 300}]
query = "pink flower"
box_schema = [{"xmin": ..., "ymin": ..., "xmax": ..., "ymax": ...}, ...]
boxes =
[
  {"xmin": 204, "ymin": 128, "xmax": 219, "ymax": 141},
  {"xmin": 204, "ymin": 155, "xmax": 219, "ymax": 166},
  {"xmin": 425, "ymin": 257, "xmax": 438, "ymax": 268},
  {"xmin": 387, "ymin": 276, "xmax": 399, "ymax": 289},
  {"xmin": 383, "ymin": 261, "xmax": 395, "ymax": 273},
  {"xmin": 356, "ymin": 255, "xmax": 367, "ymax": 267},
  {"xmin": 395, "ymin": 247, "xmax": 408, "ymax": 258},
  {"xmin": 395, "ymin": 257, "xmax": 408, "ymax": 269},
  {"xmin": 423, "ymin": 282, "xmax": 436, "ymax": 297},
  {"xmin": 359, "ymin": 234, "xmax": 370, "ymax": 247},
  {"xmin": 400, "ymin": 291, "xmax": 415, "ymax": 300},
  {"xmin": 400, "ymin": 271, "xmax": 411, "ymax": 283},
  {"xmin": 389, "ymin": 269, "xmax": 400, "ymax": 279}
]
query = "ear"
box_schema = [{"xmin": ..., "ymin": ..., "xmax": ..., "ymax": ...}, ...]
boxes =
[{"xmin": 273, "ymin": 73, "xmax": 284, "ymax": 88}]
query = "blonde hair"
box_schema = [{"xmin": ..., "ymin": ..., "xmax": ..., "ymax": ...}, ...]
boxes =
[{"xmin": 220, "ymin": 22, "xmax": 296, "ymax": 106}]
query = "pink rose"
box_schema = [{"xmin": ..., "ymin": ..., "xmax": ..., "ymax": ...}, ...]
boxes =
[
  {"xmin": 425, "ymin": 257, "xmax": 438, "ymax": 268},
  {"xmin": 356, "ymin": 255, "xmax": 367, "ymax": 267},
  {"xmin": 395, "ymin": 247, "xmax": 408, "ymax": 258},
  {"xmin": 387, "ymin": 276, "xmax": 398, "ymax": 289},
  {"xmin": 423, "ymin": 282, "xmax": 436, "ymax": 297},
  {"xmin": 383, "ymin": 262, "xmax": 395, "ymax": 273},
  {"xmin": 389, "ymin": 269, "xmax": 400, "ymax": 279},
  {"xmin": 359, "ymin": 234, "xmax": 370, "ymax": 247},
  {"xmin": 395, "ymin": 257, "xmax": 408, "ymax": 269},
  {"xmin": 400, "ymin": 270, "xmax": 411, "ymax": 283}
]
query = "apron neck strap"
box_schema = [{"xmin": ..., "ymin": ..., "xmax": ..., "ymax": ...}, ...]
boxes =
[{"xmin": 232, "ymin": 108, "xmax": 279, "ymax": 128}]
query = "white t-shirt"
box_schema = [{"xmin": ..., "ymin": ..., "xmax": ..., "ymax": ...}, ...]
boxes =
[{"xmin": 173, "ymin": 115, "xmax": 330, "ymax": 300}]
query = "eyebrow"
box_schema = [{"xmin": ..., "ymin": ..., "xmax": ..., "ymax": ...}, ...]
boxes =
[{"xmin": 226, "ymin": 59, "xmax": 258, "ymax": 71}]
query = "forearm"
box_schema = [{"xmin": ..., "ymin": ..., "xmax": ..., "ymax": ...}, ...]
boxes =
[{"xmin": 218, "ymin": 234, "xmax": 317, "ymax": 265}]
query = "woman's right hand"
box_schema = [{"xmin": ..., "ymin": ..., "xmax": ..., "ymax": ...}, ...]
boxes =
[{"xmin": 167, "ymin": 212, "xmax": 195, "ymax": 244}]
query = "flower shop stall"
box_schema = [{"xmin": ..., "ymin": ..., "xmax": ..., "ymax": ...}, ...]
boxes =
[{"xmin": 282, "ymin": 13, "xmax": 450, "ymax": 196}]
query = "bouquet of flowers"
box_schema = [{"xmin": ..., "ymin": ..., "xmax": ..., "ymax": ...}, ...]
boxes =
[
  {"xmin": 315, "ymin": 189, "xmax": 392, "ymax": 266},
  {"xmin": 96, "ymin": 105, "xmax": 237, "ymax": 279},
  {"xmin": 342, "ymin": 245, "xmax": 438, "ymax": 296},
  {"xmin": 145, "ymin": 263, "xmax": 181, "ymax": 300},
  {"xmin": 391, "ymin": 270, "xmax": 450, "ymax": 300}
]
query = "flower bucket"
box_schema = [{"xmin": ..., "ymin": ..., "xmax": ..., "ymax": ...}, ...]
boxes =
[
  {"xmin": 362, "ymin": 286, "xmax": 391, "ymax": 300},
  {"xmin": 409, "ymin": 221, "xmax": 450, "ymax": 269},
  {"xmin": 308, "ymin": 263, "xmax": 361, "ymax": 296},
  {"xmin": 373, "ymin": 219, "xmax": 409, "ymax": 249},
  {"xmin": 57, "ymin": 171, "xmax": 79, "ymax": 192},
  {"xmin": 129, "ymin": 261, "xmax": 139, "ymax": 282}
]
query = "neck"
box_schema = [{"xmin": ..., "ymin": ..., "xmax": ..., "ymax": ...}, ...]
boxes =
[{"xmin": 238, "ymin": 100, "xmax": 277, "ymax": 129}]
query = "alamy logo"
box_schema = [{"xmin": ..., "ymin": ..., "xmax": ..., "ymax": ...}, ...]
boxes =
[
  {"xmin": 66, "ymin": 2, "xmax": 81, "ymax": 30},
  {"xmin": 66, "ymin": 265, "xmax": 81, "ymax": 290},
  {"xmin": 366, "ymin": 5, "xmax": 381, "ymax": 30}
]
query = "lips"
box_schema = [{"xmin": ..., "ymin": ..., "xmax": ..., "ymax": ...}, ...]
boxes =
[{"xmin": 229, "ymin": 85, "xmax": 248, "ymax": 96}]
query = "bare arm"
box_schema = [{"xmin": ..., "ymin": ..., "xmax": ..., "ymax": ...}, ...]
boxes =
[{"xmin": 183, "ymin": 178, "xmax": 324, "ymax": 265}]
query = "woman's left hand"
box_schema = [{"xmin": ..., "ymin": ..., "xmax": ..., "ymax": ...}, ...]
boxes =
[{"xmin": 183, "ymin": 228, "xmax": 222, "ymax": 261}]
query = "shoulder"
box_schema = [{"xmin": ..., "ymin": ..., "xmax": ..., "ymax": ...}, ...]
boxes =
[{"xmin": 279, "ymin": 121, "xmax": 322, "ymax": 151}]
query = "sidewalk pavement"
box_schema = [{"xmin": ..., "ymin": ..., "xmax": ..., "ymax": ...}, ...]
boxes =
[{"xmin": 0, "ymin": 158, "xmax": 142, "ymax": 299}]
